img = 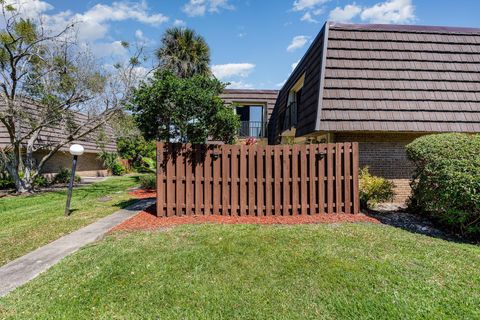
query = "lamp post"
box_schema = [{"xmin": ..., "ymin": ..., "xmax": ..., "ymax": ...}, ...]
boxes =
[{"xmin": 65, "ymin": 144, "xmax": 84, "ymax": 216}]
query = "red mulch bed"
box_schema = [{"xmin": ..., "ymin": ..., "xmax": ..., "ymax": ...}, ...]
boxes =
[
  {"xmin": 128, "ymin": 189, "xmax": 156, "ymax": 199},
  {"xmin": 116, "ymin": 189, "xmax": 379, "ymax": 232},
  {"xmin": 112, "ymin": 205, "xmax": 379, "ymax": 232}
]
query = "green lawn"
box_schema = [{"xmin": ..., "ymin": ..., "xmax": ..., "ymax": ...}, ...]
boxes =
[
  {"xmin": 1, "ymin": 223, "xmax": 478, "ymax": 319},
  {"xmin": 0, "ymin": 175, "xmax": 141, "ymax": 266}
]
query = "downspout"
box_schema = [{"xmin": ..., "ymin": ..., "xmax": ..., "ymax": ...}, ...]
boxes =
[{"xmin": 315, "ymin": 21, "xmax": 330, "ymax": 132}]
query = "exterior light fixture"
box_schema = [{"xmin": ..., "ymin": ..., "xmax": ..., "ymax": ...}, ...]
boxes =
[{"xmin": 65, "ymin": 144, "xmax": 84, "ymax": 216}]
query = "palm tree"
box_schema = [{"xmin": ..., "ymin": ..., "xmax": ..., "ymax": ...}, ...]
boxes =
[{"xmin": 156, "ymin": 27, "xmax": 211, "ymax": 78}]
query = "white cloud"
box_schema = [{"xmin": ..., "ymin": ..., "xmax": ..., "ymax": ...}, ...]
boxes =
[
  {"xmin": 287, "ymin": 35, "xmax": 309, "ymax": 52},
  {"xmin": 329, "ymin": 0, "xmax": 415, "ymax": 24},
  {"xmin": 4, "ymin": 0, "xmax": 53, "ymax": 18},
  {"xmin": 68, "ymin": 1, "xmax": 169, "ymax": 42},
  {"xmin": 329, "ymin": 4, "xmax": 362, "ymax": 23},
  {"xmin": 292, "ymin": 0, "xmax": 329, "ymax": 11},
  {"xmin": 173, "ymin": 19, "xmax": 186, "ymax": 26},
  {"xmin": 301, "ymin": 12, "xmax": 317, "ymax": 23},
  {"xmin": 291, "ymin": 60, "xmax": 300, "ymax": 71},
  {"xmin": 92, "ymin": 41, "xmax": 129, "ymax": 58},
  {"xmin": 212, "ymin": 63, "xmax": 255, "ymax": 80},
  {"xmin": 183, "ymin": 0, "xmax": 234, "ymax": 17},
  {"xmin": 293, "ymin": 0, "xmax": 329, "ymax": 23},
  {"xmin": 361, "ymin": 0, "xmax": 415, "ymax": 24},
  {"xmin": 227, "ymin": 81, "xmax": 254, "ymax": 89}
]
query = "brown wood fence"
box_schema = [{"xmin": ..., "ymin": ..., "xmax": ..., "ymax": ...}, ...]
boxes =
[{"xmin": 156, "ymin": 143, "xmax": 359, "ymax": 216}]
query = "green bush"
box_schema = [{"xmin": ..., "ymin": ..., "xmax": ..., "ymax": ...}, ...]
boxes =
[
  {"xmin": 359, "ymin": 167, "xmax": 395, "ymax": 209},
  {"xmin": 406, "ymin": 133, "xmax": 480, "ymax": 237},
  {"xmin": 0, "ymin": 172, "xmax": 14, "ymax": 189},
  {"xmin": 136, "ymin": 157, "xmax": 156, "ymax": 173},
  {"xmin": 33, "ymin": 175, "xmax": 49, "ymax": 188},
  {"xmin": 139, "ymin": 174, "xmax": 156, "ymax": 190},
  {"xmin": 117, "ymin": 136, "xmax": 156, "ymax": 164},
  {"xmin": 52, "ymin": 168, "xmax": 81, "ymax": 185},
  {"xmin": 98, "ymin": 151, "xmax": 125, "ymax": 176}
]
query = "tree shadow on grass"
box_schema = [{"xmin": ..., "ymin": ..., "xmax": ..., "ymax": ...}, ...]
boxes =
[{"xmin": 364, "ymin": 205, "xmax": 478, "ymax": 245}]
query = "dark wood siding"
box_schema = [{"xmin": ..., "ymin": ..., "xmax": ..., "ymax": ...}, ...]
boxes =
[
  {"xmin": 220, "ymin": 89, "xmax": 278, "ymax": 122},
  {"xmin": 268, "ymin": 24, "xmax": 328, "ymax": 143}
]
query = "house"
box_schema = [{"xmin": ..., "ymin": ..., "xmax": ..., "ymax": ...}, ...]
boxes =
[
  {"xmin": 268, "ymin": 22, "xmax": 480, "ymax": 201},
  {"xmin": 0, "ymin": 100, "xmax": 117, "ymax": 177},
  {"xmin": 220, "ymin": 89, "xmax": 278, "ymax": 143}
]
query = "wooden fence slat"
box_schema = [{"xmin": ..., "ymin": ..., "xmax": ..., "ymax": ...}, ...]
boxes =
[
  {"xmin": 256, "ymin": 145, "xmax": 264, "ymax": 216},
  {"xmin": 248, "ymin": 146, "xmax": 255, "ymax": 216},
  {"xmin": 308, "ymin": 144, "xmax": 316, "ymax": 215},
  {"xmin": 274, "ymin": 146, "xmax": 282, "ymax": 215},
  {"xmin": 291, "ymin": 144, "xmax": 299, "ymax": 215},
  {"xmin": 282, "ymin": 145, "xmax": 290, "ymax": 216},
  {"xmin": 318, "ymin": 144, "xmax": 326, "ymax": 214},
  {"xmin": 175, "ymin": 145, "xmax": 184, "ymax": 215},
  {"xmin": 265, "ymin": 146, "xmax": 272, "ymax": 216},
  {"xmin": 156, "ymin": 143, "xmax": 359, "ymax": 217},
  {"xmin": 231, "ymin": 146, "xmax": 239, "ymax": 216},
  {"xmin": 194, "ymin": 145, "xmax": 202, "ymax": 215},
  {"xmin": 204, "ymin": 147, "xmax": 212, "ymax": 215},
  {"xmin": 157, "ymin": 143, "xmax": 164, "ymax": 217},
  {"xmin": 352, "ymin": 142, "xmax": 360, "ymax": 214},
  {"xmin": 300, "ymin": 145, "xmax": 308, "ymax": 215},
  {"xmin": 166, "ymin": 144, "xmax": 174, "ymax": 217},
  {"xmin": 326, "ymin": 144, "xmax": 334, "ymax": 214},
  {"xmin": 344, "ymin": 142, "xmax": 351, "ymax": 214},
  {"xmin": 335, "ymin": 143, "xmax": 343, "ymax": 214},
  {"xmin": 213, "ymin": 146, "xmax": 220, "ymax": 215},
  {"xmin": 239, "ymin": 145, "xmax": 247, "ymax": 216},
  {"xmin": 221, "ymin": 147, "xmax": 229, "ymax": 215}
]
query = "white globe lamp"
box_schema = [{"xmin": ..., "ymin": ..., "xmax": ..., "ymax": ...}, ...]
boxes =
[{"xmin": 65, "ymin": 144, "xmax": 84, "ymax": 216}]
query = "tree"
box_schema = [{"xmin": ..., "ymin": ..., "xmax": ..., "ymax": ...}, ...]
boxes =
[
  {"xmin": 129, "ymin": 69, "xmax": 239, "ymax": 144},
  {"xmin": 156, "ymin": 27, "xmax": 211, "ymax": 78},
  {"xmin": 0, "ymin": 2, "xmax": 142, "ymax": 193}
]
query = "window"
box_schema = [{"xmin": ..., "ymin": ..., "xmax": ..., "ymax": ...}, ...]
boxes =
[
  {"xmin": 283, "ymin": 73, "xmax": 305, "ymax": 132},
  {"xmin": 235, "ymin": 104, "xmax": 265, "ymax": 138}
]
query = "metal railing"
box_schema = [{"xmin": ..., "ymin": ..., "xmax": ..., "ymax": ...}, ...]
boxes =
[{"xmin": 238, "ymin": 121, "xmax": 267, "ymax": 138}]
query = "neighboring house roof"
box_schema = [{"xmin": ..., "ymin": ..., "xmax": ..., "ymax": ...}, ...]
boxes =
[
  {"xmin": 220, "ymin": 89, "xmax": 279, "ymax": 122},
  {"xmin": 270, "ymin": 22, "xmax": 480, "ymax": 141},
  {"xmin": 0, "ymin": 99, "xmax": 116, "ymax": 153}
]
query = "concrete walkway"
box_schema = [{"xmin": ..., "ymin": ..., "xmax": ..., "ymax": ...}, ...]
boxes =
[{"xmin": 0, "ymin": 198, "xmax": 155, "ymax": 298}]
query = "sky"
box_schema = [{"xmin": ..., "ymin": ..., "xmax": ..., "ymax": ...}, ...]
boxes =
[{"xmin": 11, "ymin": 0, "xmax": 480, "ymax": 89}]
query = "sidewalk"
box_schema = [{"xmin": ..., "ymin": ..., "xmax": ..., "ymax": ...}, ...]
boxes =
[{"xmin": 0, "ymin": 198, "xmax": 155, "ymax": 297}]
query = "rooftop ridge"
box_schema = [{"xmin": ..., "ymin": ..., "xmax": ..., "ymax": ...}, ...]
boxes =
[{"xmin": 328, "ymin": 22, "xmax": 480, "ymax": 34}]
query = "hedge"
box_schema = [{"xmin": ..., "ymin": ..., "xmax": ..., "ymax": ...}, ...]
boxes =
[{"xmin": 406, "ymin": 133, "xmax": 480, "ymax": 237}]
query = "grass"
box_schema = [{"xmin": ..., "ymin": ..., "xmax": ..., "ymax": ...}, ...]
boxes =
[
  {"xmin": 0, "ymin": 223, "xmax": 478, "ymax": 319},
  {"xmin": 0, "ymin": 175, "xmax": 141, "ymax": 266}
]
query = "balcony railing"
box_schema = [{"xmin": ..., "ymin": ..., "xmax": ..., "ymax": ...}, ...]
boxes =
[{"xmin": 238, "ymin": 121, "xmax": 267, "ymax": 138}]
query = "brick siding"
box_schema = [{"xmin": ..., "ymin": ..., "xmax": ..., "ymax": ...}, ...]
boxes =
[{"xmin": 334, "ymin": 132, "xmax": 425, "ymax": 203}]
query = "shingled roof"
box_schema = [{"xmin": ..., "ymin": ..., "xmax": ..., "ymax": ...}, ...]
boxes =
[
  {"xmin": 271, "ymin": 22, "xmax": 480, "ymax": 140},
  {"xmin": 320, "ymin": 22, "xmax": 480, "ymax": 132}
]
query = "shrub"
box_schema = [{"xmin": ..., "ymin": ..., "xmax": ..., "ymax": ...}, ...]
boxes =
[
  {"xmin": 52, "ymin": 168, "xmax": 81, "ymax": 184},
  {"xmin": 136, "ymin": 157, "xmax": 156, "ymax": 173},
  {"xmin": 139, "ymin": 174, "xmax": 156, "ymax": 190},
  {"xmin": 117, "ymin": 136, "xmax": 156, "ymax": 165},
  {"xmin": 98, "ymin": 151, "xmax": 125, "ymax": 176},
  {"xmin": 0, "ymin": 172, "xmax": 14, "ymax": 189},
  {"xmin": 33, "ymin": 175, "xmax": 49, "ymax": 188},
  {"xmin": 406, "ymin": 133, "xmax": 480, "ymax": 237},
  {"xmin": 359, "ymin": 167, "xmax": 395, "ymax": 209}
]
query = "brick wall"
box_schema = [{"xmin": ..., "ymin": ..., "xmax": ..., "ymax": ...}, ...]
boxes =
[
  {"xmin": 334, "ymin": 132, "xmax": 425, "ymax": 203},
  {"xmin": 34, "ymin": 151, "xmax": 109, "ymax": 177}
]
